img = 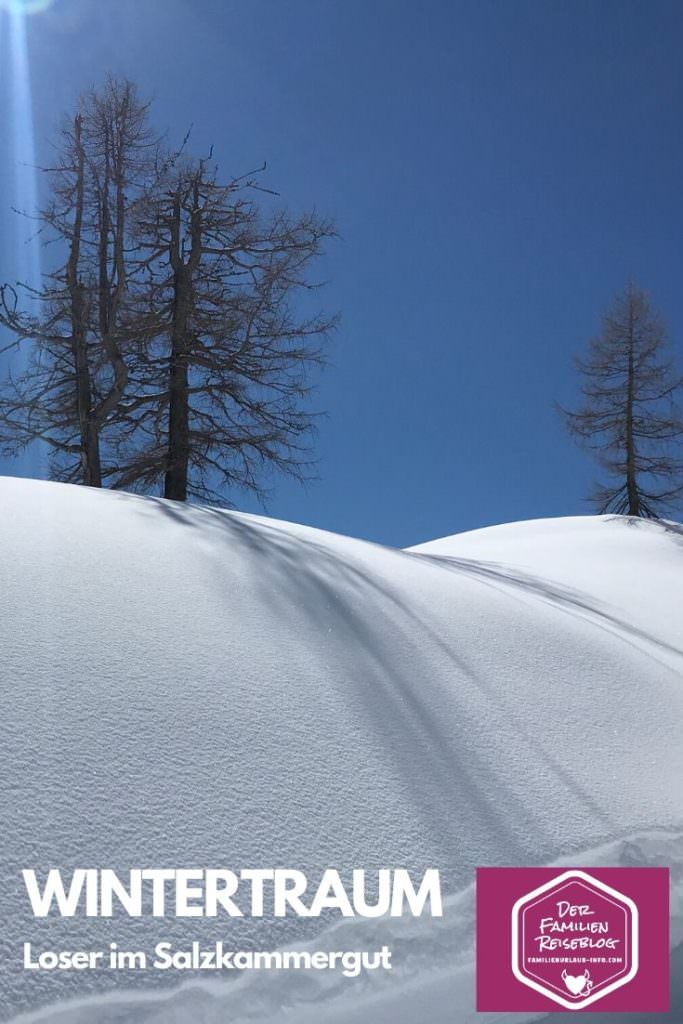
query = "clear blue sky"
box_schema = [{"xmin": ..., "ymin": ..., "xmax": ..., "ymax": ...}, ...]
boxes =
[{"xmin": 1, "ymin": 0, "xmax": 681, "ymax": 546}]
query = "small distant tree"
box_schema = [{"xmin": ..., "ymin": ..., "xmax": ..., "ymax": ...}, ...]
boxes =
[{"xmin": 560, "ymin": 282, "xmax": 683, "ymax": 518}]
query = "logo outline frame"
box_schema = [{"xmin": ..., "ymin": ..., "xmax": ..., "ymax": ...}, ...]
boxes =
[{"xmin": 510, "ymin": 869, "xmax": 639, "ymax": 1010}]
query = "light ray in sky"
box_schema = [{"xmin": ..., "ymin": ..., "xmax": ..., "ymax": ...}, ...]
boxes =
[
  {"xmin": 1, "ymin": 0, "xmax": 54, "ymax": 14},
  {"xmin": 2, "ymin": 2, "xmax": 47, "ymax": 477},
  {"xmin": 7, "ymin": 5, "xmax": 42, "ymax": 299}
]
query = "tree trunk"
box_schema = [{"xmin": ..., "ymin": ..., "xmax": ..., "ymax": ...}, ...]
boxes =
[
  {"xmin": 164, "ymin": 185, "xmax": 202, "ymax": 501},
  {"xmin": 92, "ymin": 110, "xmax": 130, "ymax": 435},
  {"xmin": 67, "ymin": 114, "xmax": 102, "ymax": 488},
  {"xmin": 164, "ymin": 191, "xmax": 192, "ymax": 501},
  {"xmin": 164, "ymin": 267, "xmax": 191, "ymax": 501},
  {"xmin": 625, "ymin": 294, "xmax": 640, "ymax": 516}
]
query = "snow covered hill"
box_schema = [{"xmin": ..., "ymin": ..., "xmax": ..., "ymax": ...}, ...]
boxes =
[{"xmin": 0, "ymin": 477, "xmax": 681, "ymax": 1023}]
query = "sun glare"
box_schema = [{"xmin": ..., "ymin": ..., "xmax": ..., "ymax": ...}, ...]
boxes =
[
  {"xmin": 1, "ymin": 0, "xmax": 42, "ymax": 313},
  {"xmin": 0, "ymin": 0, "xmax": 54, "ymax": 14}
]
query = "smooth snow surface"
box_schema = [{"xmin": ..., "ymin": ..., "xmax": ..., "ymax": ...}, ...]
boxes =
[{"xmin": 0, "ymin": 479, "xmax": 681, "ymax": 1022}]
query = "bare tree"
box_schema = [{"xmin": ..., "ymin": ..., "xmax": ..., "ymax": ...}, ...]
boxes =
[
  {"xmin": 112, "ymin": 159, "xmax": 337, "ymax": 503},
  {"xmin": 0, "ymin": 76, "xmax": 160, "ymax": 485},
  {"xmin": 0, "ymin": 79, "xmax": 335, "ymax": 504},
  {"xmin": 560, "ymin": 282, "xmax": 683, "ymax": 518}
]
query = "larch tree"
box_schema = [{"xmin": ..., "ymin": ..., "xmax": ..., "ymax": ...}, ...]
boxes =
[
  {"xmin": 0, "ymin": 76, "xmax": 161, "ymax": 486},
  {"xmin": 111, "ymin": 158, "xmax": 337, "ymax": 503},
  {"xmin": 0, "ymin": 80, "xmax": 336, "ymax": 505},
  {"xmin": 560, "ymin": 282, "xmax": 683, "ymax": 518}
]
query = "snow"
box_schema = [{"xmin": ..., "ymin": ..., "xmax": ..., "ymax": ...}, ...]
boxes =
[{"xmin": 0, "ymin": 478, "xmax": 681, "ymax": 1022}]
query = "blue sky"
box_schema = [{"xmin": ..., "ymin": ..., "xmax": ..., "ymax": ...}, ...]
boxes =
[{"xmin": 0, "ymin": 0, "xmax": 681, "ymax": 546}]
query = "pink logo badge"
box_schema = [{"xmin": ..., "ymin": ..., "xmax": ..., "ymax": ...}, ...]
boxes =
[
  {"xmin": 512, "ymin": 870, "xmax": 636, "ymax": 1009},
  {"xmin": 477, "ymin": 866, "xmax": 669, "ymax": 1012}
]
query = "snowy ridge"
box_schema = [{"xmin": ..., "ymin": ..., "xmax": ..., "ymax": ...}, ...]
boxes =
[{"xmin": 0, "ymin": 479, "xmax": 681, "ymax": 1021}]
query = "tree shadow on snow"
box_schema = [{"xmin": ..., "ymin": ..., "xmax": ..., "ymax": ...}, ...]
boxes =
[
  {"xmin": 605, "ymin": 512, "xmax": 683, "ymax": 551},
  {"xmin": 121, "ymin": 494, "xmax": 683, "ymax": 877}
]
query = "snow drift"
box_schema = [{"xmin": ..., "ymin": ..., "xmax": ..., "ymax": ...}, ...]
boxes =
[{"xmin": 0, "ymin": 477, "xmax": 681, "ymax": 1023}]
